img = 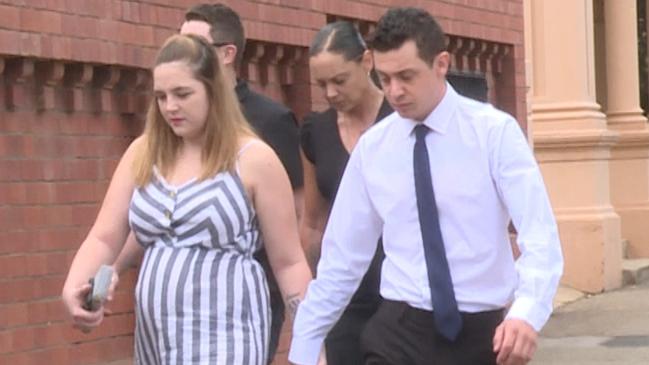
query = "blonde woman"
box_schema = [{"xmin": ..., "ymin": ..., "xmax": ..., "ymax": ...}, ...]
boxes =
[{"xmin": 61, "ymin": 34, "xmax": 311, "ymax": 365}]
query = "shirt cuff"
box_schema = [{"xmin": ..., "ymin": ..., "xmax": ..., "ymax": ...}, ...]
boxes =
[
  {"xmin": 505, "ymin": 296, "xmax": 552, "ymax": 332},
  {"xmin": 288, "ymin": 336, "xmax": 324, "ymax": 365}
]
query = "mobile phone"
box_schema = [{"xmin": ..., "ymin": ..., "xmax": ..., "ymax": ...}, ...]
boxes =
[{"xmin": 83, "ymin": 265, "xmax": 114, "ymax": 311}]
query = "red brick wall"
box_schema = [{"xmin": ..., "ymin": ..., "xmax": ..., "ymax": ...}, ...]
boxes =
[
  {"xmin": 0, "ymin": 1, "xmax": 526, "ymax": 364},
  {"xmin": 0, "ymin": 61, "xmax": 144, "ymax": 363},
  {"xmin": 0, "ymin": 0, "xmax": 526, "ymax": 118}
]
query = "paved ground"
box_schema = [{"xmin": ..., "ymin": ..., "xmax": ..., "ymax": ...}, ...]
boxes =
[{"xmin": 531, "ymin": 282, "xmax": 649, "ymax": 364}]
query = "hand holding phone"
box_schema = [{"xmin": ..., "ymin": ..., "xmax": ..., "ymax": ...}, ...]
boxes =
[{"xmin": 83, "ymin": 265, "xmax": 114, "ymax": 312}]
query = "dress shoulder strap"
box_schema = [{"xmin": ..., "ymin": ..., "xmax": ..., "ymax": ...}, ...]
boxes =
[{"xmin": 235, "ymin": 139, "xmax": 262, "ymax": 175}]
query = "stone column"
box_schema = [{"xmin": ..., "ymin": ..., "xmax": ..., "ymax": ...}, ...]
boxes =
[
  {"xmin": 526, "ymin": 0, "xmax": 622, "ymax": 292},
  {"xmin": 604, "ymin": 0, "xmax": 649, "ymax": 258}
]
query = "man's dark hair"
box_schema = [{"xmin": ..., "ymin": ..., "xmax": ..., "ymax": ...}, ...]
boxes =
[
  {"xmin": 185, "ymin": 3, "xmax": 246, "ymax": 67},
  {"xmin": 368, "ymin": 7, "xmax": 446, "ymax": 64},
  {"xmin": 308, "ymin": 21, "xmax": 366, "ymax": 61}
]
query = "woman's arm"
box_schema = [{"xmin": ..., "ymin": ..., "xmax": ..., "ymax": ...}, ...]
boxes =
[
  {"xmin": 103, "ymin": 231, "xmax": 146, "ymax": 303},
  {"xmin": 238, "ymin": 139, "xmax": 312, "ymax": 319},
  {"xmin": 113, "ymin": 232, "xmax": 145, "ymax": 274},
  {"xmin": 298, "ymin": 149, "xmax": 330, "ymax": 274},
  {"xmin": 61, "ymin": 137, "xmax": 142, "ymax": 331}
]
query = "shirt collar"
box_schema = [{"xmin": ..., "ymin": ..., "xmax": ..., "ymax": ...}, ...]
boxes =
[{"xmin": 400, "ymin": 82, "xmax": 459, "ymax": 138}]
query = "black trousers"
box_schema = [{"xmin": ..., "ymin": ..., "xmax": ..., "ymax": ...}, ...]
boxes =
[
  {"xmin": 325, "ymin": 304, "xmax": 378, "ymax": 365},
  {"xmin": 360, "ymin": 300, "xmax": 504, "ymax": 365},
  {"xmin": 325, "ymin": 240, "xmax": 384, "ymax": 365}
]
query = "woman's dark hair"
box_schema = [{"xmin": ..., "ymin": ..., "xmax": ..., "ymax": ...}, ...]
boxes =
[
  {"xmin": 309, "ymin": 21, "xmax": 367, "ymax": 61},
  {"xmin": 368, "ymin": 7, "xmax": 446, "ymax": 64}
]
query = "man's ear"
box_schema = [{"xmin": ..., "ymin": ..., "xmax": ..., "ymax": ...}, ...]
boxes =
[
  {"xmin": 434, "ymin": 51, "xmax": 450, "ymax": 75},
  {"xmin": 220, "ymin": 44, "xmax": 238, "ymax": 67}
]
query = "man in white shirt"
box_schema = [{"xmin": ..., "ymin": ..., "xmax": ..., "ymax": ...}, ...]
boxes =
[{"xmin": 289, "ymin": 7, "xmax": 563, "ymax": 365}]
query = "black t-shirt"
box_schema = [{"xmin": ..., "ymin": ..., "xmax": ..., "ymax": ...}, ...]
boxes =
[
  {"xmin": 301, "ymin": 99, "xmax": 393, "ymax": 202},
  {"xmin": 235, "ymin": 80, "xmax": 303, "ymax": 189},
  {"xmin": 300, "ymin": 99, "xmax": 393, "ymax": 308}
]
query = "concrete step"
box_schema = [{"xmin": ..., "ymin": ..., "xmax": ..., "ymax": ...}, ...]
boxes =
[
  {"xmin": 622, "ymin": 258, "xmax": 649, "ymax": 286},
  {"xmin": 552, "ymin": 285, "xmax": 586, "ymax": 309}
]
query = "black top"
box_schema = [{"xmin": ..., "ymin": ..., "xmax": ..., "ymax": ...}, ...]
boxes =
[
  {"xmin": 236, "ymin": 80, "xmax": 303, "ymax": 189},
  {"xmin": 301, "ymin": 99, "xmax": 393, "ymax": 201},
  {"xmin": 300, "ymin": 99, "xmax": 393, "ymax": 308}
]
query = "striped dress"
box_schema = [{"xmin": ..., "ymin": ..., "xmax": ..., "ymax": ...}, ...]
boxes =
[{"xmin": 128, "ymin": 166, "xmax": 270, "ymax": 365}]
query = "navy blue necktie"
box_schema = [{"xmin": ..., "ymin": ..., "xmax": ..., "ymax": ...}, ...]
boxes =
[{"xmin": 413, "ymin": 124, "xmax": 462, "ymax": 341}]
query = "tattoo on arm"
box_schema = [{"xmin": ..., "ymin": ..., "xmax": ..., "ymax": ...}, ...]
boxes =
[{"xmin": 286, "ymin": 293, "xmax": 302, "ymax": 320}]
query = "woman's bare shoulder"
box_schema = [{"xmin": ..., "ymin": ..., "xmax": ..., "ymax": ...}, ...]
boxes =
[
  {"xmin": 237, "ymin": 136, "xmax": 285, "ymax": 184},
  {"xmin": 125, "ymin": 135, "xmax": 146, "ymax": 157},
  {"xmin": 237, "ymin": 136, "xmax": 276, "ymax": 161}
]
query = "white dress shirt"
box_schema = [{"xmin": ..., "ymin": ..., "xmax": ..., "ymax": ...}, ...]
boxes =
[{"xmin": 289, "ymin": 84, "xmax": 563, "ymax": 365}]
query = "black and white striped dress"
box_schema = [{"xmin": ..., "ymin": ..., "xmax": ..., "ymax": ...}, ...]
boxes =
[{"xmin": 128, "ymin": 165, "xmax": 270, "ymax": 365}]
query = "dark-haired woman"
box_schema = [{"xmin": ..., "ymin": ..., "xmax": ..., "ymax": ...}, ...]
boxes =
[{"xmin": 299, "ymin": 21, "xmax": 393, "ymax": 365}]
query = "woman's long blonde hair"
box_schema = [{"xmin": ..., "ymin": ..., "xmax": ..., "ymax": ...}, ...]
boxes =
[{"xmin": 133, "ymin": 34, "xmax": 254, "ymax": 186}]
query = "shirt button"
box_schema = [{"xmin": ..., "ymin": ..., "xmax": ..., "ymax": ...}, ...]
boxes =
[
  {"xmin": 165, "ymin": 210, "xmax": 171, "ymax": 219},
  {"xmin": 169, "ymin": 191, "xmax": 176, "ymax": 198}
]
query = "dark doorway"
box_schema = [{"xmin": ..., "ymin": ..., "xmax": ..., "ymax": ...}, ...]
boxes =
[{"xmin": 447, "ymin": 71, "xmax": 488, "ymax": 102}]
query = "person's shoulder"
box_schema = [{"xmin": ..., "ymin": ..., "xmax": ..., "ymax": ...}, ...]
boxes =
[
  {"xmin": 241, "ymin": 89, "xmax": 299, "ymax": 137},
  {"xmin": 302, "ymin": 107, "xmax": 336, "ymax": 129},
  {"xmin": 123, "ymin": 135, "xmax": 146, "ymax": 160},
  {"xmin": 362, "ymin": 110, "xmax": 400, "ymax": 141},
  {"xmin": 129, "ymin": 134, "xmax": 146, "ymax": 148},
  {"xmin": 455, "ymin": 94, "xmax": 516, "ymax": 129},
  {"xmin": 117, "ymin": 135, "xmax": 147, "ymax": 182},
  {"xmin": 244, "ymin": 88, "xmax": 293, "ymax": 117},
  {"xmin": 238, "ymin": 136, "xmax": 275, "ymax": 158},
  {"xmin": 237, "ymin": 136, "xmax": 285, "ymax": 179},
  {"xmin": 351, "ymin": 110, "xmax": 400, "ymax": 158}
]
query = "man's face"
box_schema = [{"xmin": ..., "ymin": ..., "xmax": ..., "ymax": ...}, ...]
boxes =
[
  {"xmin": 180, "ymin": 20, "xmax": 213, "ymax": 42},
  {"xmin": 180, "ymin": 20, "xmax": 236, "ymax": 67},
  {"xmin": 374, "ymin": 40, "xmax": 449, "ymax": 122}
]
